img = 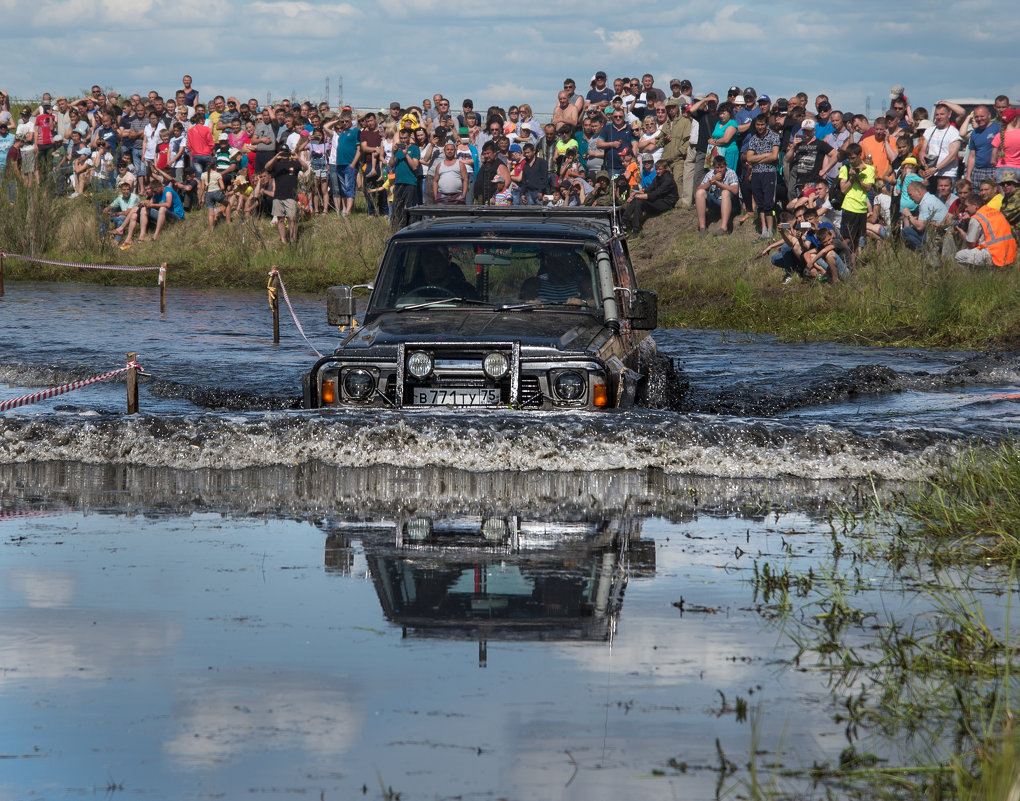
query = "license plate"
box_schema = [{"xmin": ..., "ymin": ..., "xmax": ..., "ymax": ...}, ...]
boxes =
[{"xmin": 412, "ymin": 387, "xmax": 501, "ymax": 406}]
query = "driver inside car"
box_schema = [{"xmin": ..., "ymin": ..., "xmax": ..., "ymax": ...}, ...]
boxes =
[
  {"xmin": 519, "ymin": 251, "xmax": 593, "ymax": 306},
  {"xmin": 409, "ymin": 250, "xmax": 480, "ymax": 300}
]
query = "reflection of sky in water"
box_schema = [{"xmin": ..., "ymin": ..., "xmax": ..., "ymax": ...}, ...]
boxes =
[{"xmin": 0, "ymin": 506, "xmax": 1005, "ymax": 800}]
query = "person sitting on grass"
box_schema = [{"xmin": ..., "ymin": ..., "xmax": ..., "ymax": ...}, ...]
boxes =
[
  {"xmin": 804, "ymin": 223, "xmax": 851, "ymax": 282},
  {"xmin": 759, "ymin": 211, "xmax": 810, "ymax": 282},
  {"xmin": 694, "ymin": 154, "xmax": 739, "ymax": 235},
  {"xmin": 900, "ymin": 180, "xmax": 948, "ymax": 252},
  {"xmin": 136, "ymin": 177, "xmax": 184, "ymax": 243},
  {"xmin": 152, "ymin": 164, "xmax": 198, "ymax": 212},
  {"xmin": 105, "ymin": 179, "xmax": 140, "ymax": 247}
]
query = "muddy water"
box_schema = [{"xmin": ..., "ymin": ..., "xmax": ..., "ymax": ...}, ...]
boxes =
[{"xmin": 1, "ymin": 282, "xmax": 1019, "ymax": 799}]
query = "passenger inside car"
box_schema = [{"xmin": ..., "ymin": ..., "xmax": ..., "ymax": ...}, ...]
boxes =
[
  {"xmin": 405, "ymin": 249, "xmax": 479, "ymax": 300},
  {"xmin": 519, "ymin": 250, "xmax": 593, "ymax": 306}
]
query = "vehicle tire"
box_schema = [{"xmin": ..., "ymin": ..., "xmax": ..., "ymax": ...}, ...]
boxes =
[
  {"xmin": 302, "ymin": 372, "xmax": 317, "ymax": 409},
  {"xmin": 642, "ymin": 352, "xmax": 688, "ymax": 411}
]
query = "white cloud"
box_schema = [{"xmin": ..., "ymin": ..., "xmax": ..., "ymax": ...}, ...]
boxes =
[{"xmin": 593, "ymin": 27, "xmax": 643, "ymax": 54}]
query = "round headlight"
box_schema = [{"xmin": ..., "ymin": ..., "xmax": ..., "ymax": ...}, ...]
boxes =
[
  {"xmin": 342, "ymin": 368, "xmax": 375, "ymax": 400},
  {"xmin": 554, "ymin": 371, "xmax": 586, "ymax": 401},
  {"xmin": 482, "ymin": 352, "xmax": 510, "ymax": 380},
  {"xmin": 406, "ymin": 350, "xmax": 433, "ymax": 379}
]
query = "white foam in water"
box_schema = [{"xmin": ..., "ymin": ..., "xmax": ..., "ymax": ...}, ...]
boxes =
[{"xmin": 0, "ymin": 410, "xmax": 955, "ymax": 480}]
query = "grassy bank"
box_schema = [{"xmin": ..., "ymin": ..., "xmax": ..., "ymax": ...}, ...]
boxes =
[
  {"xmin": 3, "ymin": 188, "xmax": 1019, "ymax": 349},
  {"xmin": 733, "ymin": 441, "xmax": 1020, "ymax": 800}
]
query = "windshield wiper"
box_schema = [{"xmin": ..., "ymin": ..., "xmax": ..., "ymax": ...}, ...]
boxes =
[
  {"xmin": 396, "ymin": 297, "xmax": 496, "ymax": 313},
  {"xmin": 498, "ymin": 301, "xmax": 543, "ymax": 311}
]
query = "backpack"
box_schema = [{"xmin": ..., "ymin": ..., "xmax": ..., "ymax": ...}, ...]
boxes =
[{"xmin": 828, "ymin": 160, "xmax": 850, "ymax": 210}]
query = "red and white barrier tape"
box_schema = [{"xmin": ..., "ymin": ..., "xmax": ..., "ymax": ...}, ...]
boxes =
[
  {"xmin": 268, "ymin": 269, "xmax": 323, "ymax": 357},
  {"xmin": 0, "ymin": 361, "xmax": 142, "ymax": 412},
  {"xmin": 2, "ymin": 252, "xmax": 163, "ymax": 279}
]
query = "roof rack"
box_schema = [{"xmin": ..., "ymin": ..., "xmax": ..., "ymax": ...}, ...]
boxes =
[{"xmin": 407, "ymin": 204, "xmax": 622, "ymax": 234}]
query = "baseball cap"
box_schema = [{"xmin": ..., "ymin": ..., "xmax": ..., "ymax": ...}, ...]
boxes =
[
  {"xmin": 757, "ymin": 95, "xmax": 771, "ymax": 104},
  {"xmin": 669, "ymin": 79, "xmax": 682, "ymax": 87},
  {"xmin": 817, "ymin": 100, "xmax": 832, "ymax": 113},
  {"xmin": 595, "ymin": 170, "xmax": 610, "ymax": 182},
  {"xmin": 640, "ymin": 153, "xmax": 654, "ymax": 162},
  {"xmin": 491, "ymin": 173, "xmax": 507, "ymax": 183},
  {"xmin": 889, "ymin": 84, "xmax": 905, "ymax": 100},
  {"xmin": 776, "ymin": 98, "xmax": 789, "ymax": 113},
  {"xmin": 999, "ymin": 169, "xmax": 1019, "ymax": 184},
  {"xmin": 800, "ymin": 118, "xmax": 816, "ymax": 130},
  {"xmin": 595, "ymin": 70, "xmax": 607, "ymax": 80},
  {"xmin": 743, "ymin": 87, "xmax": 756, "ymax": 98},
  {"xmin": 727, "ymin": 85, "xmax": 741, "ymax": 96},
  {"xmin": 901, "ymin": 156, "xmax": 918, "ymax": 166},
  {"xmin": 508, "ymin": 143, "xmax": 522, "ymax": 153},
  {"xmin": 389, "ymin": 101, "xmax": 401, "ymax": 109},
  {"xmin": 1001, "ymin": 108, "xmax": 1019, "ymax": 124},
  {"xmin": 218, "ymin": 133, "xmax": 228, "ymax": 141}
]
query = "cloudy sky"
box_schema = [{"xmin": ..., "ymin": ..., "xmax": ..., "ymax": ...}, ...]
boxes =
[{"xmin": 5, "ymin": 0, "xmax": 1017, "ymax": 119}]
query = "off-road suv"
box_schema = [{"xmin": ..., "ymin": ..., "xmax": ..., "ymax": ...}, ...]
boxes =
[{"xmin": 302, "ymin": 206, "xmax": 672, "ymax": 411}]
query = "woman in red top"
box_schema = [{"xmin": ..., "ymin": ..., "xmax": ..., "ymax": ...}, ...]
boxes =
[
  {"xmin": 35, "ymin": 103, "xmax": 56, "ymax": 177},
  {"xmin": 186, "ymin": 112, "xmax": 214, "ymax": 179},
  {"xmin": 993, "ymin": 108, "xmax": 1020, "ymax": 181}
]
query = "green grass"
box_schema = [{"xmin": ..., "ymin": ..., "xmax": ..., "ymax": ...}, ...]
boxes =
[
  {"xmin": 631, "ymin": 207, "xmax": 1020, "ymax": 350},
  {"xmin": 0, "ymin": 185, "xmax": 387, "ymax": 293},
  {"xmin": 904, "ymin": 439, "xmax": 1020, "ymax": 563},
  {"xmin": 3, "ymin": 192, "xmax": 1020, "ymax": 348}
]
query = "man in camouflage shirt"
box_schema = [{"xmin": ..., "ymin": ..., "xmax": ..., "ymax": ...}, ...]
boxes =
[
  {"xmin": 656, "ymin": 98, "xmax": 690, "ymax": 204},
  {"xmin": 998, "ymin": 170, "xmax": 1020, "ymax": 243}
]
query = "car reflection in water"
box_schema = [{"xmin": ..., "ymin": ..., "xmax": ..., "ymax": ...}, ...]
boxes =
[{"xmin": 324, "ymin": 514, "xmax": 654, "ymax": 666}]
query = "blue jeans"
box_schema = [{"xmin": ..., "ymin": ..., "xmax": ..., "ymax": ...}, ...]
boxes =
[
  {"xmin": 130, "ymin": 149, "xmax": 147, "ymax": 178},
  {"xmin": 771, "ymin": 244, "xmax": 801, "ymax": 276},
  {"xmin": 901, "ymin": 224, "xmax": 925, "ymax": 251},
  {"xmin": 191, "ymin": 154, "xmax": 213, "ymax": 179},
  {"xmin": 328, "ymin": 164, "xmax": 340, "ymax": 200},
  {"xmin": 336, "ymin": 165, "xmax": 356, "ymax": 197}
]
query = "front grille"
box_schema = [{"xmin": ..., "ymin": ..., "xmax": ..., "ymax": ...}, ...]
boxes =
[{"xmin": 518, "ymin": 376, "xmax": 543, "ymax": 407}]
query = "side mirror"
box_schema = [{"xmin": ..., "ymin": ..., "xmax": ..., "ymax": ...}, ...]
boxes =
[
  {"xmin": 628, "ymin": 289, "xmax": 658, "ymax": 330},
  {"xmin": 326, "ymin": 286, "xmax": 356, "ymax": 327}
]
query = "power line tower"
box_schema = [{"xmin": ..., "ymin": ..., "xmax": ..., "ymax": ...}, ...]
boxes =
[
  {"xmin": 325, "ymin": 77, "xmax": 330, "ymax": 108},
  {"xmin": 338, "ymin": 75, "xmax": 343, "ymax": 109}
]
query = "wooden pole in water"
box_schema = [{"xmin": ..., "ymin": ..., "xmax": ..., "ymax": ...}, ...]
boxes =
[
  {"xmin": 160, "ymin": 262, "xmax": 166, "ymax": 314},
  {"xmin": 0, "ymin": 252, "xmax": 5, "ymax": 297},
  {"xmin": 126, "ymin": 352, "xmax": 138, "ymax": 414},
  {"xmin": 272, "ymin": 269, "xmax": 280, "ymax": 344}
]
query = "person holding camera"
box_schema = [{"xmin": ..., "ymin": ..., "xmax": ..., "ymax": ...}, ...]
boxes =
[
  {"xmin": 837, "ymin": 143, "xmax": 875, "ymax": 257},
  {"xmin": 388, "ymin": 127, "xmax": 420, "ymax": 230},
  {"xmin": 921, "ymin": 104, "xmax": 962, "ymax": 192},
  {"xmin": 622, "ymin": 156, "xmax": 678, "ymax": 234},
  {"xmin": 266, "ymin": 145, "xmax": 301, "ymax": 244}
]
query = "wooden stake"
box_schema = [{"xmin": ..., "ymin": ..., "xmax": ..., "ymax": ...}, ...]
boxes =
[
  {"xmin": 126, "ymin": 352, "xmax": 138, "ymax": 414},
  {"xmin": 160, "ymin": 262, "xmax": 166, "ymax": 314},
  {"xmin": 0, "ymin": 252, "xmax": 5, "ymax": 297},
  {"xmin": 272, "ymin": 270, "xmax": 280, "ymax": 344}
]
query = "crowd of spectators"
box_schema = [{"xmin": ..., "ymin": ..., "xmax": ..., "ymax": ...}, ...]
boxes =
[{"xmin": 0, "ymin": 76, "xmax": 1017, "ymax": 274}]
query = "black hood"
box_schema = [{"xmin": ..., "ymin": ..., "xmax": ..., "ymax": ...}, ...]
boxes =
[{"xmin": 343, "ymin": 310, "xmax": 608, "ymax": 353}]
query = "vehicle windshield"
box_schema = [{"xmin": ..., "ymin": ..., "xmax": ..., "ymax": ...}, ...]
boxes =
[{"xmin": 372, "ymin": 240, "xmax": 601, "ymax": 311}]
